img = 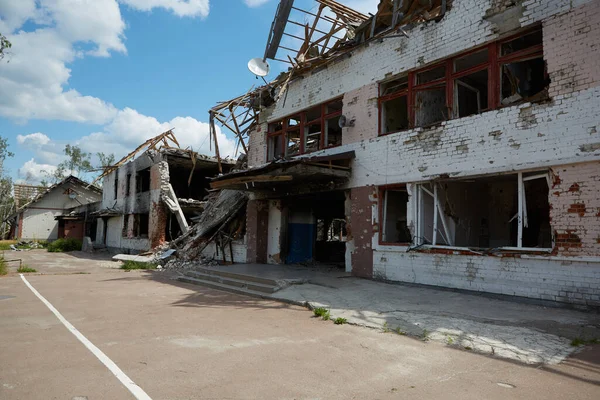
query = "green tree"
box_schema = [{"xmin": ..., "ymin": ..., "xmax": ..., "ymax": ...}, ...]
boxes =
[
  {"xmin": 0, "ymin": 136, "xmax": 14, "ymax": 238},
  {"xmin": 59, "ymin": 144, "xmax": 92, "ymax": 176},
  {"xmin": 0, "ymin": 33, "xmax": 11, "ymax": 62},
  {"xmin": 97, "ymin": 152, "xmax": 115, "ymax": 169}
]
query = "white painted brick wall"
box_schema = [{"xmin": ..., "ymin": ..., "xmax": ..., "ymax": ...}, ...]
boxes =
[
  {"xmin": 373, "ymin": 248, "xmax": 600, "ymax": 307},
  {"xmin": 269, "ymin": 0, "xmax": 595, "ymax": 121}
]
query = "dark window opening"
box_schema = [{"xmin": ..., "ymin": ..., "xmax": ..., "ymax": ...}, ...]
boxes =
[
  {"xmin": 325, "ymin": 116, "xmax": 342, "ymax": 147},
  {"xmin": 304, "ymin": 123, "xmax": 322, "ymax": 153},
  {"xmin": 136, "ymin": 168, "xmax": 151, "ymax": 193},
  {"xmin": 125, "ymin": 173, "xmax": 132, "ymax": 196},
  {"xmin": 286, "ymin": 129, "xmax": 301, "ymax": 157},
  {"xmin": 415, "ymin": 86, "xmax": 447, "ymax": 127},
  {"xmin": 114, "ymin": 177, "xmax": 118, "ymax": 200},
  {"xmin": 501, "ymin": 29, "xmax": 543, "ymax": 56},
  {"xmin": 134, "ymin": 214, "xmax": 149, "ymax": 238},
  {"xmin": 416, "ymin": 65, "xmax": 446, "ymax": 84},
  {"xmin": 268, "ymin": 134, "xmax": 283, "ymax": 161},
  {"xmin": 523, "ymin": 175, "xmax": 552, "ymax": 248},
  {"xmin": 326, "ymin": 99, "xmax": 343, "ymax": 114},
  {"xmin": 381, "ymin": 95, "xmax": 409, "ymax": 134},
  {"xmin": 454, "ymin": 49, "xmax": 489, "ymax": 72},
  {"xmin": 455, "ymin": 69, "xmax": 489, "ymax": 118},
  {"xmin": 381, "ymin": 188, "xmax": 411, "ymax": 244},
  {"xmin": 122, "ymin": 215, "xmax": 129, "ymax": 237},
  {"xmin": 501, "ymin": 57, "xmax": 547, "ymax": 105},
  {"xmin": 381, "ymin": 76, "xmax": 408, "ymax": 96}
]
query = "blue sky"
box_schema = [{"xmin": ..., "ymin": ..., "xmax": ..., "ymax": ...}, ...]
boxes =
[{"xmin": 0, "ymin": 0, "xmax": 375, "ymax": 183}]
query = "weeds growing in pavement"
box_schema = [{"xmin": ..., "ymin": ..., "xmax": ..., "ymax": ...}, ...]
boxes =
[
  {"xmin": 120, "ymin": 261, "xmax": 158, "ymax": 271},
  {"xmin": 334, "ymin": 317, "xmax": 347, "ymax": 325},
  {"xmin": 17, "ymin": 265, "xmax": 36, "ymax": 273}
]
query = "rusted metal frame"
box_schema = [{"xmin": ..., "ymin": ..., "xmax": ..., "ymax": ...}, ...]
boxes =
[
  {"xmin": 489, "ymin": 42, "xmax": 500, "ymax": 110},
  {"xmin": 408, "ymin": 70, "xmax": 415, "ymax": 128}
]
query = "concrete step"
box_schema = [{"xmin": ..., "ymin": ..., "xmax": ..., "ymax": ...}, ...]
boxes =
[
  {"xmin": 183, "ymin": 270, "xmax": 280, "ymax": 293},
  {"xmin": 190, "ymin": 267, "xmax": 280, "ymax": 287},
  {"xmin": 177, "ymin": 276, "xmax": 275, "ymax": 299}
]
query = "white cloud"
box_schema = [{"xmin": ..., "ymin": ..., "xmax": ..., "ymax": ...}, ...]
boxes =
[
  {"xmin": 17, "ymin": 132, "xmax": 51, "ymax": 147},
  {"xmin": 0, "ymin": 0, "xmax": 211, "ymax": 124},
  {"xmin": 119, "ymin": 0, "xmax": 210, "ymax": 17},
  {"xmin": 18, "ymin": 158, "xmax": 58, "ymax": 182},
  {"xmin": 243, "ymin": 0, "xmax": 270, "ymax": 7},
  {"xmin": 78, "ymin": 108, "xmax": 236, "ymax": 160}
]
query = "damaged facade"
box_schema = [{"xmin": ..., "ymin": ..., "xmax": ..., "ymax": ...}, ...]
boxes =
[
  {"xmin": 95, "ymin": 132, "xmax": 233, "ymax": 254},
  {"xmin": 209, "ymin": 0, "xmax": 600, "ymax": 307},
  {"xmin": 10, "ymin": 176, "xmax": 102, "ymax": 241}
]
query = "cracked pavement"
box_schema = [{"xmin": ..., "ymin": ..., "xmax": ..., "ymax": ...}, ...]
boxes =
[{"xmin": 274, "ymin": 276, "xmax": 600, "ymax": 364}]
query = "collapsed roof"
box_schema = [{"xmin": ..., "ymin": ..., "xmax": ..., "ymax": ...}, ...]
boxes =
[{"xmin": 209, "ymin": 0, "xmax": 449, "ymax": 160}]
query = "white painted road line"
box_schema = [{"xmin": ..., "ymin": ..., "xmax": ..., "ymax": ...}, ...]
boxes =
[{"xmin": 20, "ymin": 274, "xmax": 152, "ymax": 400}]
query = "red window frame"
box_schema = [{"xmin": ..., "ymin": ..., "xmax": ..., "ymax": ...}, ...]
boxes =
[
  {"xmin": 266, "ymin": 98, "xmax": 343, "ymax": 161},
  {"xmin": 378, "ymin": 25, "xmax": 544, "ymax": 136}
]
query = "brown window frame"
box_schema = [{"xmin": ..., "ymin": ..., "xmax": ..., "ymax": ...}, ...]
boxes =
[
  {"xmin": 378, "ymin": 25, "xmax": 545, "ymax": 136},
  {"xmin": 266, "ymin": 98, "xmax": 343, "ymax": 161}
]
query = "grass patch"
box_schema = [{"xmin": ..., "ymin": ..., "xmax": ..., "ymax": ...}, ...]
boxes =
[
  {"xmin": 120, "ymin": 260, "xmax": 158, "ymax": 271},
  {"xmin": 334, "ymin": 317, "xmax": 347, "ymax": 325},
  {"xmin": 0, "ymin": 257, "xmax": 7, "ymax": 276},
  {"xmin": 571, "ymin": 337, "xmax": 599, "ymax": 347},
  {"xmin": 312, "ymin": 307, "xmax": 331, "ymax": 321},
  {"xmin": 47, "ymin": 238, "xmax": 82, "ymax": 253},
  {"xmin": 0, "ymin": 240, "xmax": 18, "ymax": 250},
  {"xmin": 17, "ymin": 265, "xmax": 37, "ymax": 273}
]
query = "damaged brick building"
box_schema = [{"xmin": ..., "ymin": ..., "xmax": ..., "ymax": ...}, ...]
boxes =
[
  {"xmin": 94, "ymin": 131, "xmax": 232, "ymax": 253},
  {"xmin": 208, "ymin": 0, "xmax": 600, "ymax": 307}
]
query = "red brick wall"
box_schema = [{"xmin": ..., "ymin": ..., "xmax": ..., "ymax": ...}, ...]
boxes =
[
  {"xmin": 350, "ymin": 186, "xmax": 375, "ymax": 278},
  {"xmin": 550, "ymin": 161, "xmax": 600, "ymax": 256}
]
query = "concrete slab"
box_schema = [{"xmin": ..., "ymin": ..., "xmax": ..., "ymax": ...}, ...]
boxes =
[
  {"xmin": 272, "ymin": 276, "xmax": 600, "ymax": 365},
  {"xmin": 112, "ymin": 254, "xmax": 154, "ymax": 263}
]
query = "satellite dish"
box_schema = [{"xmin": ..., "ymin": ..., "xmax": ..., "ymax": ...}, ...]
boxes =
[
  {"xmin": 68, "ymin": 192, "xmax": 78, "ymax": 199},
  {"xmin": 248, "ymin": 57, "xmax": 270, "ymax": 77}
]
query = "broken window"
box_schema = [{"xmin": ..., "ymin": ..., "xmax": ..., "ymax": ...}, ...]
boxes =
[
  {"xmin": 501, "ymin": 57, "xmax": 547, "ymax": 105},
  {"xmin": 133, "ymin": 214, "xmax": 149, "ymax": 238},
  {"xmin": 136, "ymin": 168, "xmax": 151, "ymax": 193},
  {"xmin": 415, "ymin": 171, "xmax": 552, "ymax": 250},
  {"xmin": 266, "ymin": 98, "xmax": 343, "ymax": 157},
  {"xmin": 377, "ymin": 26, "xmax": 547, "ymax": 134},
  {"xmin": 268, "ymin": 134, "xmax": 284, "ymax": 161},
  {"xmin": 325, "ymin": 116, "xmax": 342, "ymax": 147},
  {"xmin": 454, "ymin": 69, "xmax": 489, "ymax": 118},
  {"xmin": 415, "ymin": 85, "xmax": 447, "ymax": 127},
  {"xmin": 286, "ymin": 128, "xmax": 301, "ymax": 157},
  {"xmin": 122, "ymin": 215, "xmax": 129, "ymax": 237},
  {"xmin": 304, "ymin": 122, "xmax": 322, "ymax": 153},
  {"xmin": 380, "ymin": 187, "xmax": 411, "ymax": 244},
  {"xmin": 499, "ymin": 26, "xmax": 547, "ymax": 105},
  {"xmin": 125, "ymin": 173, "xmax": 132, "ymax": 196},
  {"xmin": 379, "ymin": 76, "xmax": 409, "ymax": 134},
  {"xmin": 267, "ymin": 121, "xmax": 284, "ymax": 161}
]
